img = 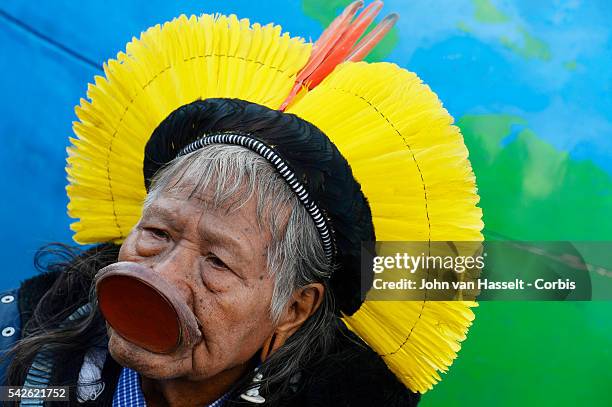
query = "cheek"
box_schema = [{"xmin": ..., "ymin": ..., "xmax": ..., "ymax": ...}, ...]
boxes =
[{"xmin": 191, "ymin": 283, "xmax": 276, "ymax": 374}]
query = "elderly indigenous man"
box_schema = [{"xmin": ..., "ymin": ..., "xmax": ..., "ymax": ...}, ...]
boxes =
[{"xmin": 0, "ymin": 2, "xmax": 484, "ymax": 407}]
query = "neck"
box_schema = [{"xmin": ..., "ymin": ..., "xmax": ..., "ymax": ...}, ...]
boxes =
[{"xmin": 140, "ymin": 363, "xmax": 249, "ymax": 407}]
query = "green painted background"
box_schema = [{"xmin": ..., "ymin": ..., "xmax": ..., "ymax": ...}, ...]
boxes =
[{"xmin": 303, "ymin": 1, "xmax": 612, "ymax": 405}]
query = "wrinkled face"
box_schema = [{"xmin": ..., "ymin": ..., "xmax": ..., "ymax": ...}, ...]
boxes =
[{"xmin": 107, "ymin": 184, "xmax": 277, "ymax": 380}]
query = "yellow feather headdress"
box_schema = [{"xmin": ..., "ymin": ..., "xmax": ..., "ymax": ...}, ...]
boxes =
[{"xmin": 67, "ymin": 4, "xmax": 483, "ymax": 394}]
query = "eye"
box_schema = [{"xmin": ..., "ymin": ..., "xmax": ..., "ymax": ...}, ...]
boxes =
[
  {"xmin": 144, "ymin": 227, "xmax": 170, "ymax": 240},
  {"xmin": 205, "ymin": 254, "xmax": 229, "ymax": 270}
]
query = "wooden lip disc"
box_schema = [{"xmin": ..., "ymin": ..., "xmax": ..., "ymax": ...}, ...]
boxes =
[{"xmin": 95, "ymin": 262, "xmax": 202, "ymax": 354}]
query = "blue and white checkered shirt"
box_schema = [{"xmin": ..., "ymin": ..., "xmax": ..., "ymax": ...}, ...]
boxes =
[{"xmin": 112, "ymin": 367, "xmax": 229, "ymax": 407}]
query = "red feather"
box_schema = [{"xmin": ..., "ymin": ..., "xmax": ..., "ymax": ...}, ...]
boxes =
[{"xmin": 280, "ymin": 1, "xmax": 398, "ymax": 111}]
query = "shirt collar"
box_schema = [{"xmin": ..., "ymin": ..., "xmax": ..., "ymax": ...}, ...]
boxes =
[{"xmin": 113, "ymin": 367, "xmax": 229, "ymax": 407}]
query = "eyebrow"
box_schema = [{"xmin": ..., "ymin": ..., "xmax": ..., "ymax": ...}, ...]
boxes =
[
  {"xmin": 143, "ymin": 202, "xmax": 253, "ymax": 264},
  {"xmin": 197, "ymin": 220, "xmax": 252, "ymax": 264},
  {"xmin": 141, "ymin": 203, "xmax": 182, "ymax": 232}
]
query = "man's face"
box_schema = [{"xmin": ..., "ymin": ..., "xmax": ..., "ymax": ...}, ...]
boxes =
[{"xmin": 108, "ymin": 184, "xmax": 277, "ymax": 380}]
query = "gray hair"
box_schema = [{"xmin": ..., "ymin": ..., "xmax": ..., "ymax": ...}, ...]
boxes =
[{"xmin": 144, "ymin": 144, "xmax": 332, "ymax": 323}]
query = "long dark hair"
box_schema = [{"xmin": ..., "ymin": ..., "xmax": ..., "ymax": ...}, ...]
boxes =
[{"xmin": 4, "ymin": 243, "xmax": 119, "ymax": 405}]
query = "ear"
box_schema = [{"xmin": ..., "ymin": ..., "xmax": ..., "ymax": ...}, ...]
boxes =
[{"xmin": 260, "ymin": 283, "xmax": 325, "ymax": 361}]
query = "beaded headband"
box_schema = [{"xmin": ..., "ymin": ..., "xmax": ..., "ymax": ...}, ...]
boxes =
[{"xmin": 177, "ymin": 132, "xmax": 336, "ymax": 263}]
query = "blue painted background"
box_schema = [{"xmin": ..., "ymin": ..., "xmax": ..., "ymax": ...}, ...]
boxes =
[{"xmin": 1, "ymin": 0, "xmax": 322, "ymax": 287}]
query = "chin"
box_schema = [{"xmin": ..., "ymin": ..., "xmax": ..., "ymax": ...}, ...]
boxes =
[{"xmin": 107, "ymin": 326, "xmax": 191, "ymax": 380}]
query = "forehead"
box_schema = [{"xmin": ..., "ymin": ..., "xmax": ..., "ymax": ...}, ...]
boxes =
[
  {"xmin": 144, "ymin": 148, "xmax": 295, "ymax": 243},
  {"xmin": 151, "ymin": 166, "xmax": 248, "ymax": 210},
  {"xmin": 146, "ymin": 145, "xmax": 266, "ymax": 214},
  {"xmin": 143, "ymin": 188, "xmax": 272, "ymax": 265},
  {"xmin": 145, "ymin": 178, "xmax": 263, "ymax": 231}
]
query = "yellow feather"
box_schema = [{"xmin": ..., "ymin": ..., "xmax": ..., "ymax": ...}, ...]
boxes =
[
  {"xmin": 288, "ymin": 62, "xmax": 483, "ymax": 392},
  {"xmin": 67, "ymin": 13, "xmax": 312, "ymax": 243}
]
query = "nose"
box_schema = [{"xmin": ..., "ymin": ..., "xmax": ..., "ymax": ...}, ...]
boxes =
[{"xmin": 150, "ymin": 243, "xmax": 198, "ymax": 310}]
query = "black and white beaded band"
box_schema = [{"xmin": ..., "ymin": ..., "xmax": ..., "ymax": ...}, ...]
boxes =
[{"xmin": 177, "ymin": 133, "xmax": 336, "ymax": 264}]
